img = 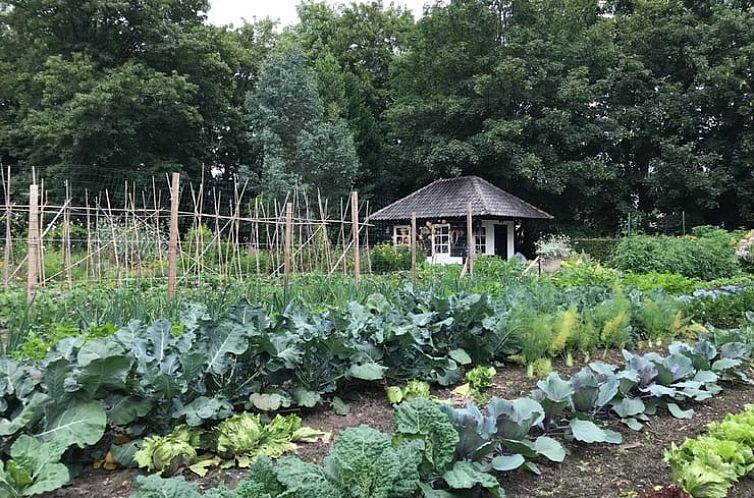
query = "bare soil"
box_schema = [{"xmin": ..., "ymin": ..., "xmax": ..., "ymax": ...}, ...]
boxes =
[{"xmin": 41, "ymin": 356, "xmax": 754, "ymax": 498}]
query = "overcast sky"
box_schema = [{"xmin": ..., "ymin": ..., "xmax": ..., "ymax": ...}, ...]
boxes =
[{"xmin": 207, "ymin": 0, "xmax": 428, "ymax": 28}]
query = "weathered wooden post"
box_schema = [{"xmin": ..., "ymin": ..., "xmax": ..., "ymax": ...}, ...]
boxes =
[
  {"xmin": 3, "ymin": 166, "xmax": 11, "ymax": 288},
  {"xmin": 284, "ymin": 202, "xmax": 293, "ymax": 288},
  {"xmin": 63, "ymin": 180, "xmax": 72, "ymax": 289},
  {"xmin": 352, "ymin": 190, "xmax": 360, "ymax": 285},
  {"xmin": 27, "ymin": 183, "xmax": 39, "ymax": 304},
  {"xmin": 411, "ymin": 212, "xmax": 417, "ymax": 282},
  {"xmin": 466, "ymin": 201, "xmax": 474, "ymax": 276},
  {"xmin": 167, "ymin": 172, "xmax": 180, "ymax": 299}
]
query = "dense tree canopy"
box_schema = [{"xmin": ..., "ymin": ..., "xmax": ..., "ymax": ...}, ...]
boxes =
[{"xmin": 0, "ymin": 0, "xmax": 753, "ymax": 232}]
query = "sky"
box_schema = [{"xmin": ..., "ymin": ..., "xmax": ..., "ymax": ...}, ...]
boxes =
[{"xmin": 207, "ymin": 0, "xmax": 427, "ymax": 28}]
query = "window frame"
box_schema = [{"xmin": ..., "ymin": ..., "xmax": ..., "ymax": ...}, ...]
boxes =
[
  {"xmin": 392, "ymin": 225, "xmax": 411, "ymax": 247},
  {"xmin": 432, "ymin": 223, "xmax": 451, "ymax": 255}
]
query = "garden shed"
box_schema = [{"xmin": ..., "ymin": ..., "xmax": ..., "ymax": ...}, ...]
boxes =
[{"xmin": 369, "ymin": 176, "xmax": 553, "ymax": 264}]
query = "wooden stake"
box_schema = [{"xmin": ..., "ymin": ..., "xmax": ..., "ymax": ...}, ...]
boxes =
[
  {"xmin": 85, "ymin": 190, "xmax": 91, "ymax": 279},
  {"xmin": 63, "ymin": 180, "xmax": 72, "ymax": 289},
  {"xmin": 27, "ymin": 184, "xmax": 39, "ymax": 304},
  {"xmin": 2, "ymin": 165, "xmax": 11, "ymax": 287},
  {"xmin": 411, "ymin": 212, "xmax": 417, "ymax": 282},
  {"xmin": 167, "ymin": 172, "xmax": 180, "ymax": 299},
  {"xmin": 284, "ymin": 202, "xmax": 293, "ymax": 288},
  {"xmin": 466, "ymin": 201, "xmax": 474, "ymax": 276},
  {"xmin": 352, "ymin": 191, "xmax": 360, "ymax": 285}
]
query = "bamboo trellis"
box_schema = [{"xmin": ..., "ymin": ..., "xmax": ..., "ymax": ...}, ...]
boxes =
[{"xmin": 0, "ymin": 170, "xmax": 374, "ymax": 297}]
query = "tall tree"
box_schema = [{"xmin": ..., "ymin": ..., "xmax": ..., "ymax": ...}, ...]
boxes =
[
  {"xmin": 0, "ymin": 0, "xmax": 275, "ymax": 196},
  {"xmin": 244, "ymin": 47, "xmax": 359, "ymax": 199},
  {"xmin": 388, "ymin": 0, "xmax": 626, "ymax": 232},
  {"xmin": 295, "ymin": 1, "xmax": 414, "ymax": 199}
]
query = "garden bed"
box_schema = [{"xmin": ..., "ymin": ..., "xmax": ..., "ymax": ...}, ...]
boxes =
[{"xmin": 39, "ymin": 356, "xmax": 754, "ymax": 498}]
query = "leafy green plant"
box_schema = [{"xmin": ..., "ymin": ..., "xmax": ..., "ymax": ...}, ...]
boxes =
[
  {"xmin": 392, "ymin": 398, "xmax": 459, "ymax": 476},
  {"xmin": 215, "ymin": 412, "xmax": 325, "ymax": 466},
  {"xmin": 369, "ymin": 243, "xmax": 424, "ymax": 273},
  {"xmin": 276, "ymin": 425, "xmax": 422, "ymax": 498},
  {"xmin": 553, "ymin": 257, "xmax": 622, "ymax": 288},
  {"xmin": 509, "ymin": 306, "xmax": 553, "ymax": 378},
  {"xmin": 612, "ymin": 232, "xmax": 740, "ymax": 281},
  {"xmin": 128, "ymin": 475, "xmax": 202, "ymax": 498},
  {"xmin": 665, "ymin": 404, "xmax": 754, "ymax": 498},
  {"xmin": 0, "ymin": 436, "xmax": 69, "ymax": 497},
  {"xmin": 440, "ymin": 395, "xmax": 565, "ymax": 476},
  {"xmin": 622, "ymin": 272, "xmax": 700, "ymax": 295},
  {"xmin": 386, "ymin": 380, "xmax": 431, "ymax": 405},
  {"xmin": 133, "ymin": 425, "xmax": 201, "ymax": 476},
  {"xmin": 465, "ymin": 365, "xmax": 496, "ymax": 399}
]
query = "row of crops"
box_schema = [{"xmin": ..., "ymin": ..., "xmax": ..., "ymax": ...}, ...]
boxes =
[{"xmin": 0, "ymin": 269, "xmax": 753, "ymax": 496}]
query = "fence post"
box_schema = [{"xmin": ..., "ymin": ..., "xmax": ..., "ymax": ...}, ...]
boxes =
[
  {"xmin": 3, "ymin": 166, "xmax": 10, "ymax": 288},
  {"xmin": 63, "ymin": 180, "xmax": 72, "ymax": 290},
  {"xmin": 351, "ymin": 191, "xmax": 360, "ymax": 285},
  {"xmin": 284, "ymin": 202, "xmax": 293, "ymax": 288},
  {"xmin": 27, "ymin": 183, "xmax": 39, "ymax": 304},
  {"xmin": 411, "ymin": 212, "xmax": 417, "ymax": 282},
  {"xmin": 466, "ymin": 202, "xmax": 474, "ymax": 276},
  {"xmin": 167, "ymin": 172, "xmax": 180, "ymax": 299}
]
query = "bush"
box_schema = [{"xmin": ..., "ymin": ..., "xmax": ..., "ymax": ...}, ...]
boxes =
[
  {"xmin": 572, "ymin": 238, "xmax": 620, "ymax": 263},
  {"xmin": 474, "ymin": 255, "xmax": 526, "ymax": 280},
  {"xmin": 622, "ymin": 272, "xmax": 700, "ymax": 295},
  {"xmin": 369, "ymin": 243, "xmax": 424, "ymax": 273},
  {"xmin": 684, "ymin": 288, "xmax": 754, "ymax": 328},
  {"xmin": 611, "ymin": 230, "xmax": 740, "ymax": 281},
  {"xmin": 552, "ymin": 256, "xmax": 622, "ymax": 288}
]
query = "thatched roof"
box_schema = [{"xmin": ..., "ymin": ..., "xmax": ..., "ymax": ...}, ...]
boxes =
[{"xmin": 369, "ymin": 176, "xmax": 553, "ymax": 221}]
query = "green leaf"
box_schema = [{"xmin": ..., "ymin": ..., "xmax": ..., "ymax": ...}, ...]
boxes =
[
  {"xmin": 491, "ymin": 454, "xmax": 525, "ymax": 471},
  {"xmin": 188, "ymin": 456, "xmax": 221, "ymax": 477},
  {"xmin": 623, "ymin": 417, "xmax": 644, "ymax": 431},
  {"xmin": 569, "ymin": 419, "xmax": 622, "ymax": 444},
  {"xmin": 393, "ymin": 398, "xmax": 459, "ymax": 475},
  {"xmin": 448, "ymin": 349, "xmax": 472, "ymax": 365},
  {"xmin": 129, "ymin": 475, "xmax": 202, "ymax": 498},
  {"xmin": 249, "ymin": 393, "xmax": 286, "ymax": 412},
  {"xmin": 532, "ymin": 436, "xmax": 566, "ymax": 462},
  {"xmin": 0, "ymin": 437, "xmax": 62, "ymax": 493},
  {"xmin": 106, "ymin": 395, "xmax": 152, "ymax": 426},
  {"xmin": 43, "ymin": 358, "xmax": 73, "ymax": 403},
  {"xmin": 348, "ymin": 363, "xmax": 387, "ymax": 381},
  {"xmin": 0, "ymin": 393, "xmax": 49, "ymax": 436},
  {"xmin": 611, "ymin": 397, "xmax": 645, "ymax": 418},
  {"xmin": 206, "ymin": 320, "xmax": 251, "ymax": 375},
  {"xmin": 176, "ymin": 396, "xmax": 234, "ymax": 426},
  {"xmin": 76, "ymin": 355, "xmax": 132, "ymax": 397},
  {"xmin": 35, "ymin": 401, "xmax": 106, "ymax": 449},
  {"xmin": 292, "ymin": 388, "xmax": 321, "ymax": 408},
  {"xmin": 712, "ymin": 358, "xmax": 741, "ymax": 372},
  {"xmin": 76, "ymin": 340, "xmax": 126, "ymax": 367},
  {"xmin": 442, "ymin": 461, "xmax": 502, "ymax": 498},
  {"xmin": 386, "ymin": 386, "xmax": 403, "ymax": 404},
  {"xmin": 667, "ymin": 403, "xmax": 694, "ymax": 419},
  {"xmin": 332, "ymin": 397, "xmax": 350, "ymax": 416},
  {"xmin": 110, "ymin": 441, "xmax": 140, "ymax": 468}
]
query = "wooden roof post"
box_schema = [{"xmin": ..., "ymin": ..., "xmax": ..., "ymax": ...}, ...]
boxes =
[
  {"xmin": 411, "ymin": 212, "xmax": 417, "ymax": 282},
  {"xmin": 466, "ymin": 202, "xmax": 474, "ymax": 276}
]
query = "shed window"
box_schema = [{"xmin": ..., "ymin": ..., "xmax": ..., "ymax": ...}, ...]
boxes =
[
  {"xmin": 475, "ymin": 227, "xmax": 486, "ymax": 254},
  {"xmin": 433, "ymin": 224, "xmax": 450, "ymax": 255},
  {"xmin": 393, "ymin": 225, "xmax": 411, "ymax": 247}
]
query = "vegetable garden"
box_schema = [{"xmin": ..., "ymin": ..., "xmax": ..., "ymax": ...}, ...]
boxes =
[{"xmin": 2, "ymin": 227, "xmax": 754, "ymax": 498}]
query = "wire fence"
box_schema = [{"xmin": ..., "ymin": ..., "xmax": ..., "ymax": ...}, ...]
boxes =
[{"xmin": 0, "ymin": 165, "xmax": 381, "ymax": 297}]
